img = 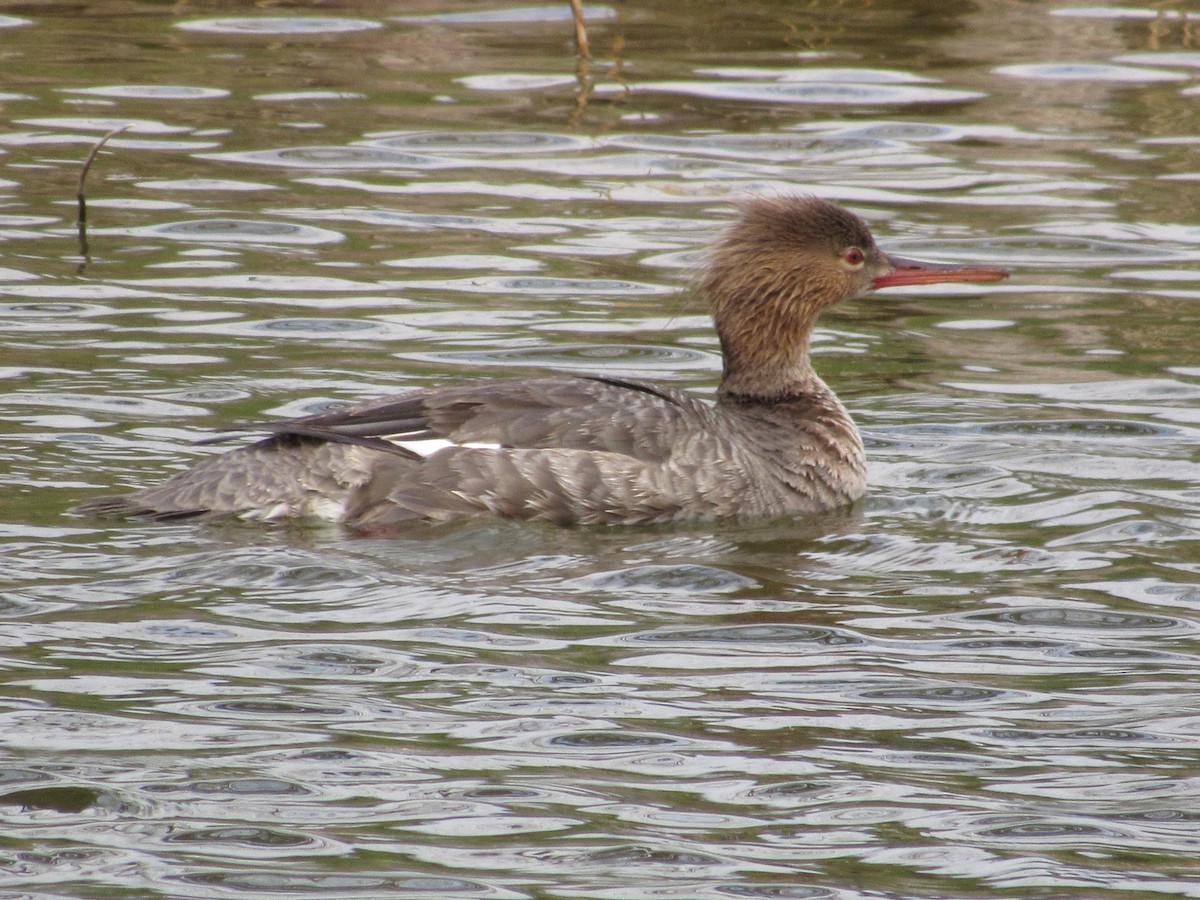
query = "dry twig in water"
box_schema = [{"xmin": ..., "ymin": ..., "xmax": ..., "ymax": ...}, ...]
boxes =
[
  {"xmin": 76, "ymin": 124, "xmax": 129, "ymax": 259},
  {"xmin": 569, "ymin": 0, "xmax": 589, "ymax": 59}
]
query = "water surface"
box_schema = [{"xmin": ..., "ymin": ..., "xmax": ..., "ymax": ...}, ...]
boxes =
[{"xmin": 3, "ymin": 2, "xmax": 1200, "ymax": 898}]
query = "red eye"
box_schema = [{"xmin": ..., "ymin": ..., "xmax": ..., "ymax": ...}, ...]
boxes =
[{"xmin": 843, "ymin": 247, "xmax": 865, "ymax": 266}]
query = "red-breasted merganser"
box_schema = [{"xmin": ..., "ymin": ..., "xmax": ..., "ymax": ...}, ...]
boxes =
[{"xmin": 77, "ymin": 197, "xmax": 1007, "ymax": 527}]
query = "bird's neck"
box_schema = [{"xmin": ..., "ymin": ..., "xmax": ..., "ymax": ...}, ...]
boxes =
[{"xmin": 714, "ymin": 309, "xmax": 823, "ymax": 402}]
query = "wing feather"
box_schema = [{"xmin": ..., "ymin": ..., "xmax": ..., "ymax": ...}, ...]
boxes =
[{"xmin": 216, "ymin": 375, "xmax": 713, "ymax": 462}]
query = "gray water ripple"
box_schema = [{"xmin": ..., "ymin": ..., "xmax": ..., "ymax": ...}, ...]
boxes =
[
  {"xmin": 199, "ymin": 700, "xmax": 362, "ymax": 720},
  {"xmin": 947, "ymin": 812, "xmax": 1189, "ymax": 852},
  {"xmin": 199, "ymin": 146, "xmax": 452, "ymax": 170},
  {"xmin": 3, "ymin": 391, "xmax": 207, "ymax": 419},
  {"xmin": 568, "ymin": 564, "xmax": 759, "ymax": 596},
  {"xmin": 397, "ymin": 5, "xmax": 617, "ymax": 25},
  {"xmin": 148, "ymin": 778, "xmax": 308, "ymax": 797},
  {"xmin": 634, "ymin": 81, "xmax": 987, "ymax": 106},
  {"xmin": 995, "ymin": 62, "xmax": 1187, "ymax": 83},
  {"xmin": 362, "ymin": 131, "xmax": 598, "ymax": 155},
  {"xmin": 962, "ymin": 607, "xmax": 1190, "ymax": 635},
  {"xmin": 385, "ymin": 274, "xmax": 674, "ymax": 296},
  {"xmin": 290, "ymin": 207, "xmax": 568, "ymax": 236},
  {"xmin": 629, "ymin": 624, "xmax": 862, "ymax": 648},
  {"xmin": 61, "ymin": 84, "xmax": 230, "ymax": 100},
  {"xmin": 16, "ymin": 115, "xmax": 193, "ymax": 134},
  {"xmin": 401, "ymin": 344, "xmax": 713, "ymax": 376},
  {"xmin": 607, "ymin": 132, "xmax": 914, "ymax": 162},
  {"xmin": 715, "ymin": 888, "xmax": 834, "ymax": 898},
  {"xmin": 163, "ymin": 825, "xmax": 329, "ymax": 853},
  {"xmin": 0, "ymin": 768, "xmax": 55, "ymax": 788},
  {"xmin": 884, "ymin": 235, "xmax": 1197, "ymax": 266},
  {"xmin": 8, "ymin": 7, "xmax": 1200, "ymax": 899},
  {"xmin": 0, "ymin": 301, "xmax": 112, "ymax": 317},
  {"xmin": 108, "ymin": 218, "xmax": 345, "ymax": 245},
  {"xmin": 160, "ymin": 317, "xmax": 418, "ymax": 341},
  {"xmin": 857, "ymin": 685, "xmax": 1011, "ymax": 704},
  {"xmin": 175, "ymin": 870, "xmax": 513, "ymax": 898},
  {"xmin": 977, "ymin": 418, "xmax": 1177, "ymax": 438},
  {"xmin": 175, "ymin": 17, "xmax": 384, "ymax": 34},
  {"xmin": 0, "ymin": 709, "xmax": 315, "ymax": 752}
]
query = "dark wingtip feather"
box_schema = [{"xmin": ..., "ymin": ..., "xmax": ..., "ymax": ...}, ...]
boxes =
[{"xmin": 72, "ymin": 495, "xmax": 207, "ymax": 522}]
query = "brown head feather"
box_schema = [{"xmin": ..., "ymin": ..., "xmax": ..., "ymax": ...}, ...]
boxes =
[{"xmin": 704, "ymin": 196, "xmax": 888, "ymax": 399}]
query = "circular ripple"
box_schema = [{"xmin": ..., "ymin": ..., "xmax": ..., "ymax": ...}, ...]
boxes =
[
  {"xmin": 952, "ymin": 639, "xmax": 1064, "ymax": 650},
  {"xmin": 978, "ymin": 419, "xmax": 1174, "ymax": 438},
  {"xmin": 454, "ymin": 786, "xmax": 542, "ymax": 800},
  {"xmin": 1117, "ymin": 52, "xmax": 1200, "ymax": 68},
  {"xmin": 994, "ymin": 63, "xmax": 1186, "ymax": 82},
  {"xmin": 256, "ymin": 91, "xmax": 365, "ymax": 101},
  {"xmin": 458, "ymin": 73, "xmax": 579, "ymax": 91},
  {"xmin": 1068, "ymin": 648, "xmax": 1174, "ymax": 659},
  {"xmin": 588, "ymin": 846, "xmax": 720, "ymax": 865},
  {"xmin": 201, "ymin": 146, "xmax": 445, "ymax": 169},
  {"xmin": 547, "ymin": 732, "xmax": 678, "ymax": 749},
  {"xmin": 860, "ymin": 686, "xmax": 1007, "ymax": 702},
  {"xmin": 1063, "ymin": 728, "xmax": 1159, "ymax": 741},
  {"xmin": 748, "ymin": 781, "xmax": 824, "ymax": 799},
  {"xmin": 697, "ymin": 66, "xmax": 934, "ymax": 84},
  {"xmin": 62, "ymin": 85, "xmax": 230, "ymax": 100},
  {"xmin": 180, "ymin": 872, "xmax": 490, "ymax": 894},
  {"xmin": 980, "ymin": 821, "xmax": 1119, "ymax": 838},
  {"xmin": 364, "ymin": 131, "xmax": 596, "ymax": 154},
  {"xmin": 635, "ymin": 80, "xmax": 985, "ymax": 105},
  {"xmin": 286, "ymin": 651, "xmax": 385, "ymax": 677},
  {"xmin": 577, "ymin": 564, "xmax": 758, "ymax": 594},
  {"xmin": 816, "ymin": 121, "xmax": 965, "ymax": 141},
  {"xmin": 421, "ymin": 344, "xmax": 708, "ymax": 372},
  {"xmin": 175, "ymin": 17, "xmax": 383, "ymax": 34},
  {"xmin": 148, "ymin": 178, "xmax": 277, "ymax": 193},
  {"xmin": 166, "ymin": 827, "xmax": 313, "ymax": 847},
  {"xmin": 252, "ymin": 318, "xmax": 379, "ymax": 335},
  {"xmin": 147, "ymin": 778, "xmax": 308, "ymax": 795},
  {"xmin": 984, "ymin": 727, "xmax": 1161, "ymax": 744},
  {"xmin": 129, "ymin": 219, "xmax": 344, "ymax": 245},
  {"xmin": 464, "ymin": 275, "xmax": 673, "ymax": 295},
  {"xmin": 1120, "ymin": 809, "xmax": 1200, "ymax": 822},
  {"xmin": 636, "ymin": 625, "xmax": 860, "ymax": 646},
  {"xmin": 206, "ymin": 700, "xmax": 349, "ymax": 717},
  {"xmin": 1052, "ymin": 6, "xmax": 1182, "ymax": 18},
  {"xmin": 639, "ymin": 248, "xmax": 707, "ymax": 269},
  {"xmin": 0, "ymin": 302, "xmax": 107, "ymax": 316},
  {"xmin": 718, "ymin": 887, "xmax": 835, "ymax": 898},
  {"xmin": 884, "ymin": 235, "xmax": 1190, "ymax": 267},
  {"xmin": 399, "ymin": 5, "xmax": 617, "ymax": 24},
  {"xmin": 5, "ymin": 392, "xmax": 203, "ymax": 418},
  {"xmin": 18, "ymin": 116, "xmax": 191, "ymax": 134},
  {"xmin": 610, "ymin": 132, "xmax": 907, "ymax": 161},
  {"xmin": 966, "ymin": 608, "xmax": 1181, "ymax": 630}
]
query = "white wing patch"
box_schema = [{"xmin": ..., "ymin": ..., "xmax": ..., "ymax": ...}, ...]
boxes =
[
  {"xmin": 241, "ymin": 498, "xmax": 348, "ymax": 522},
  {"xmin": 385, "ymin": 437, "xmax": 502, "ymax": 458}
]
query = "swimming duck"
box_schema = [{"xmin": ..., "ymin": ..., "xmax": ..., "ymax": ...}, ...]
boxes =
[{"xmin": 77, "ymin": 197, "xmax": 1007, "ymax": 527}]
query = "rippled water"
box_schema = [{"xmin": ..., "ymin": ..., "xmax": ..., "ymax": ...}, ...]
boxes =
[{"xmin": 4, "ymin": 2, "xmax": 1200, "ymax": 898}]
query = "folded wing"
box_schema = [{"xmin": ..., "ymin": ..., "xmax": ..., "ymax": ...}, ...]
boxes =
[{"xmin": 236, "ymin": 375, "xmax": 713, "ymax": 462}]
